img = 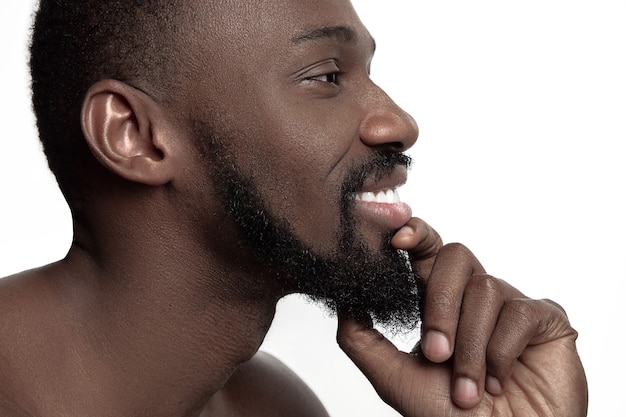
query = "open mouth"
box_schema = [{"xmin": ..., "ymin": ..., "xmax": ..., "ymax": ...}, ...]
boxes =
[
  {"xmin": 352, "ymin": 186, "xmax": 412, "ymax": 231},
  {"xmin": 341, "ymin": 154, "xmax": 413, "ymax": 231},
  {"xmin": 354, "ymin": 188, "xmax": 402, "ymax": 204}
]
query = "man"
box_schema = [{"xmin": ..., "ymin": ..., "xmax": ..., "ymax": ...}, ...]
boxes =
[{"xmin": 0, "ymin": 0, "xmax": 587, "ymax": 416}]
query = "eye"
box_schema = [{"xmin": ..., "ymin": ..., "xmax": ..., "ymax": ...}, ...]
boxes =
[
  {"xmin": 309, "ymin": 71, "xmax": 340, "ymax": 85},
  {"xmin": 294, "ymin": 59, "xmax": 342, "ymax": 92}
]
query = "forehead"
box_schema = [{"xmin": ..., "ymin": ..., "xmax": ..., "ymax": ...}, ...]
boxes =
[{"xmin": 187, "ymin": 0, "xmax": 372, "ymax": 56}]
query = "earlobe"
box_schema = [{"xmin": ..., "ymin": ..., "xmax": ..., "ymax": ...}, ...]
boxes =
[{"xmin": 81, "ymin": 79, "xmax": 175, "ymax": 186}]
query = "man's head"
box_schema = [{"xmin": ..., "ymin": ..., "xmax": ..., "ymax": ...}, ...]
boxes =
[{"xmin": 30, "ymin": 0, "xmax": 423, "ymax": 330}]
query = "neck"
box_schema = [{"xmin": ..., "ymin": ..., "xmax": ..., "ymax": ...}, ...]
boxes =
[{"xmin": 23, "ymin": 213, "xmax": 283, "ymax": 417}]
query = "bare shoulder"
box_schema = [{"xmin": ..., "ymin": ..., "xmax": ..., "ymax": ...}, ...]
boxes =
[
  {"xmin": 0, "ymin": 394, "xmax": 32, "ymax": 417},
  {"xmin": 0, "ymin": 272, "xmax": 40, "ymax": 417},
  {"xmin": 0, "ymin": 266, "xmax": 69, "ymax": 417},
  {"xmin": 206, "ymin": 351, "xmax": 330, "ymax": 417},
  {"xmin": 0, "ymin": 267, "xmax": 55, "ymax": 335}
]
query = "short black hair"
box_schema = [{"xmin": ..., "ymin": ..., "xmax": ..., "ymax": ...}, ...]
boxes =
[{"xmin": 30, "ymin": 0, "xmax": 184, "ymax": 196}]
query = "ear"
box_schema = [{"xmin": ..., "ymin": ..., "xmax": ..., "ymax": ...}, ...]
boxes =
[{"xmin": 81, "ymin": 79, "xmax": 177, "ymax": 185}]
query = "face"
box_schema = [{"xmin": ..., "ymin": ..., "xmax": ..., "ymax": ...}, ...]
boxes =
[{"xmin": 172, "ymin": 0, "xmax": 422, "ymax": 328}]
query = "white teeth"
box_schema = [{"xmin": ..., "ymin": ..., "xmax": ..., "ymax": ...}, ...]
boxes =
[
  {"xmin": 358, "ymin": 191, "xmax": 376, "ymax": 202},
  {"xmin": 355, "ymin": 189, "xmax": 401, "ymax": 204},
  {"xmin": 375, "ymin": 191, "xmax": 388, "ymax": 203}
]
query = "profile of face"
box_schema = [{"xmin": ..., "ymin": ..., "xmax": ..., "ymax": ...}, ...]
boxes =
[{"xmin": 175, "ymin": 0, "xmax": 422, "ymax": 330}]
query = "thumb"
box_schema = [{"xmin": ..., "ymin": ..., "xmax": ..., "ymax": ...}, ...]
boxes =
[
  {"xmin": 336, "ymin": 314, "xmax": 411, "ymax": 405},
  {"xmin": 337, "ymin": 313, "xmax": 455, "ymax": 417}
]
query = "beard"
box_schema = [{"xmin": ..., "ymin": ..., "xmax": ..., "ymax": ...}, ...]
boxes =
[{"xmin": 195, "ymin": 124, "xmax": 424, "ymax": 333}]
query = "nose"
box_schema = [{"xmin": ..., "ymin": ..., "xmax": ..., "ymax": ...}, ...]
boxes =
[{"xmin": 358, "ymin": 86, "xmax": 419, "ymax": 153}]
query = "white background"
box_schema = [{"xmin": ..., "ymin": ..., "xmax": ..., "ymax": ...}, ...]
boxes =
[{"xmin": 1, "ymin": 1, "xmax": 624, "ymax": 416}]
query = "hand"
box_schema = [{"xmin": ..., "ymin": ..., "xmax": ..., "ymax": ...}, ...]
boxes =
[{"xmin": 337, "ymin": 218, "xmax": 588, "ymax": 416}]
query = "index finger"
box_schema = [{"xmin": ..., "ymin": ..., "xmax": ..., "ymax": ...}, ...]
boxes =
[{"xmin": 418, "ymin": 243, "xmax": 486, "ymax": 363}]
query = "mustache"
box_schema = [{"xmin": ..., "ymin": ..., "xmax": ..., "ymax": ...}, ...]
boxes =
[{"xmin": 341, "ymin": 152, "xmax": 412, "ymax": 196}]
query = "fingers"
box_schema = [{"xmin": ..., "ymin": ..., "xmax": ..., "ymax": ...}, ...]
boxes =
[
  {"xmin": 391, "ymin": 225, "xmax": 580, "ymax": 411},
  {"xmin": 340, "ymin": 231, "xmax": 585, "ymax": 415},
  {"xmin": 336, "ymin": 312, "xmax": 455, "ymax": 417},
  {"xmin": 485, "ymin": 298, "xmax": 575, "ymax": 385},
  {"xmin": 419, "ymin": 243, "xmax": 485, "ymax": 364},
  {"xmin": 448, "ymin": 275, "xmax": 521, "ymax": 408},
  {"xmin": 441, "ymin": 280, "xmax": 572, "ymax": 410}
]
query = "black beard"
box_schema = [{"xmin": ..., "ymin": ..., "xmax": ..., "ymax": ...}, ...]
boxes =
[{"xmin": 196, "ymin": 125, "xmax": 424, "ymax": 332}]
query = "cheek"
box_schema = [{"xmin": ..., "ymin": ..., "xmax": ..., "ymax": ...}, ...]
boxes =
[
  {"xmin": 206, "ymin": 83, "xmax": 363, "ymax": 250},
  {"xmin": 239, "ymin": 119, "xmax": 353, "ymax": 251}
]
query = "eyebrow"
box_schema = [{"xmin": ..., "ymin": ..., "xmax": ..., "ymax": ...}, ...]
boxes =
[{"xmin": 292, "ymin": 25, "xmax": 376, "ymax": 53}]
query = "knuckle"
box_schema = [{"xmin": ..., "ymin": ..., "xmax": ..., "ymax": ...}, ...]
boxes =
[
  {"xmin": 425, "ymin": 286, "xmax": 458, "ymax": 319},
  {"xmin": 502, "ymin": 298, "xmax": 537, "ymax": 325},
  {"xmin": 437, "ymin": 242, "xmax": 484, "ymax": 274},
  {"xmin": 486, "ymin": 343, "xmax": 516, "ymax": 378},
  {"xmin": 541, "ymin": 298, "xmax": 568, "ymax": 316},
  {"xmin": 337, "ymin": 326, "xmax": 381, "ymax": 357},
  {"xmin": 537, "ymin": 298, "xmax": 577, "ymax": 339},
  {"xmin": 456, "ymin": 336, "xmax": 486, "ymax": 364},
  {"xmin": 440, "ymin": 242, "xmax": 472, "ymax": 260},
  {"xmin": 466, "ymin": 274, "xmax": 500, "ymax": 299}
]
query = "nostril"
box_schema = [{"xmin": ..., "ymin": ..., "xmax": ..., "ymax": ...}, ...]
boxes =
[
  {"xmin": 366, "ymin": 141, "xmax": 406, "ymax": 154},
  {"xmin": 389, "ymin": 141, "xmax": 404, "ymax": 151}
]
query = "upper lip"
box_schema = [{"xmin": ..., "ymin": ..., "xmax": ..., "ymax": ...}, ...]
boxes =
[{"xmin": 357, "ymin": 165, "xmax": 408, "ymax": 193}]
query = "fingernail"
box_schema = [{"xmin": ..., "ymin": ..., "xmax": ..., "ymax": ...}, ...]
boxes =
[
  {"xmin": 422, "ymin": 331, "xmax": 450, "ymax": 360},
  {"xmin": 486, "ymin": 375, "xmax": 503, "ymax": 395},
  {"xmin": 396, "ymin": 225, "xmax": 414, "ymax": 236},
  {"xmin": 455, "ymin": 377, "xmax": 479, "ymax": 403}
]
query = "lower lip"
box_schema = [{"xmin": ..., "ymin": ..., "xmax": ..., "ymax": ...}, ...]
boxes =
[{"xmin": 354, "ymin": 200, "xmax": 413, "ymax": 231}]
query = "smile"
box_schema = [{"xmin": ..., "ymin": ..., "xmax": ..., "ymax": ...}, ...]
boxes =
[
  {"xmin": 354, "ymin": 188, "xmax": 401, "ymax": 204},
  {"xmin": 352, "ymin": 187, "xmax": 412, "ymax": 231}
]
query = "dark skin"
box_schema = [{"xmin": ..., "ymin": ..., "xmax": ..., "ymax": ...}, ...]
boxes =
[{"xmin": 0, "ymin": 0, "xmax": 587, "ymax": 416}]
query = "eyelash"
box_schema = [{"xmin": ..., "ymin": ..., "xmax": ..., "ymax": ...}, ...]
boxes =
[{"xmin": 309, "ymin": 71, "xmax": 341, "ymax": 85}]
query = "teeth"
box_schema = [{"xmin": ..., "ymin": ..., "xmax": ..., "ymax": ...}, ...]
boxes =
[
  {"xmin": 394, "ymin": 189, "xmax": 401, "ymax": 202},
  {"xmin": 358, "ymin": 191, "xmax": 376, "ymax": 202},
  {"xmin": 375, "ymin": 190, "xmax": 389, "ymax": 203},
  {"xmin": 355, "ymin": 188, "xmax": 401, "ymax": 204}
]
